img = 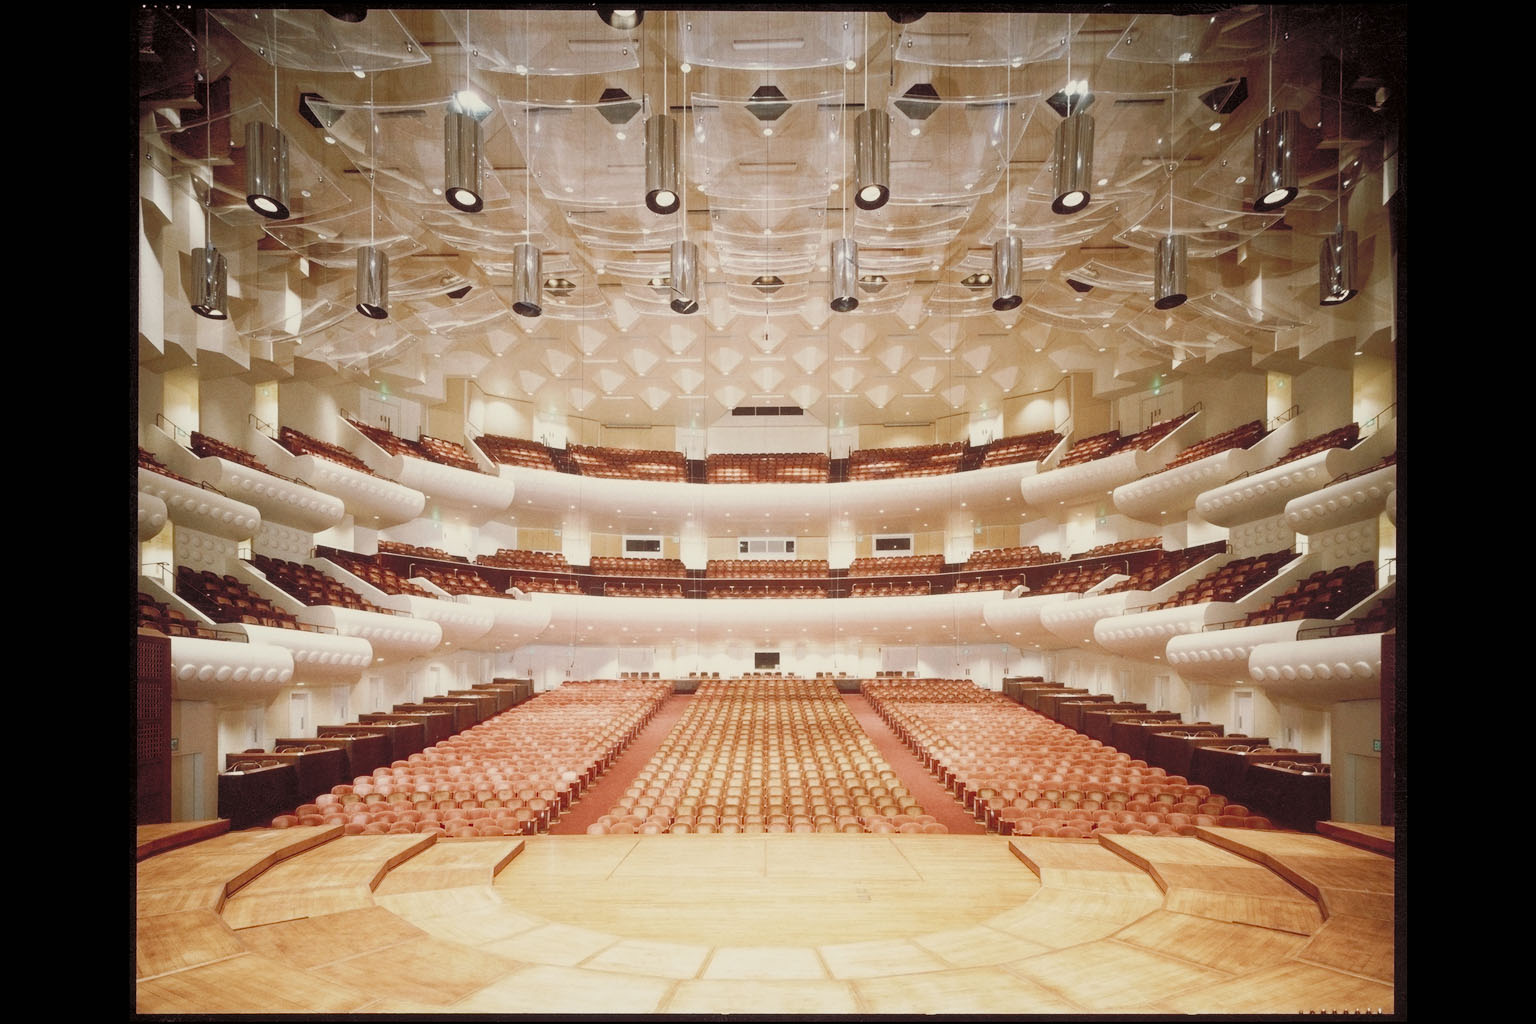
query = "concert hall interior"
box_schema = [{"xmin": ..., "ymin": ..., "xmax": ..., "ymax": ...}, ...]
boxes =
[{"xmin": 134, "ymin": 6, "xmax": 1405, "ymax": 1016}]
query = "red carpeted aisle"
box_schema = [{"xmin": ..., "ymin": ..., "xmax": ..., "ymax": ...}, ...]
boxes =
[
  {"xmin": 549, "ymin": 693, "xmax": 693, "ymax": 834},
  {"xmin": 841, "ymin": 693, "xmax": 985, "ymax": 835}
]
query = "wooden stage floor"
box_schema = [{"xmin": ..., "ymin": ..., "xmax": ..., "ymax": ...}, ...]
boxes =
[{"xmin": 135, "ymin": 828, "xmax": 1398, "ymax": 1015}]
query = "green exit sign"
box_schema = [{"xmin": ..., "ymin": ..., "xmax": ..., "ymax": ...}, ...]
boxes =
[{"xmin": 1372, "ymin": 739, "xmax": 1381, "ymax": 752}]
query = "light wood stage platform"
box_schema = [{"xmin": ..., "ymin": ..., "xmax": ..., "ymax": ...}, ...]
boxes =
[{"xmin": 135, "ymin": 827, "xmax": 1398, "ymax": 1015}]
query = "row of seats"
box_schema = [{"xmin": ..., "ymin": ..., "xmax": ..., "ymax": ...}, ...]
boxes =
[
  {"xmin": 416, "ymin": 565, "xmax": 505, "ymax": 598},
  {"xmin": 603, "ymin": 582, "xmax": 686, "ymax": 598},
  {"xmin": 1059, "ymin": 413, "xmax": 1195, "ymax": 468},
  {"xmin": 347, "ymin": 419, "xmax": 484, "ymax": 474},
  {"xmin": 849, "ymin": 581, "xmax": 931, "ymax": 597},
  {"xmin": 1148, "ymin": 549, "xmax": 1293, "ymax": 610},
  {"xmin": 979, "ymin": 430, "xmax": 1063, "ymax": 468},
  {"xmin": 137, "ymin": 593, "xmax": 223, "ymax": 639},
  {"xmin": 564, "ymin": 444, "xmax": 687, "ymax": 481},
  {"xmin": 1104, "ymin": 545, "xmax": 1221, "ymax": 595},
  {"xmin": 585, "ymin": 679, "xmax": 930, "ymax": 835},
  {"xmin": 589, "ymin": 556, "xmax": 688, "ymax": 578},
  {"xmin": 705, "ymin": 453, "xmax": 829, "ymax": 484},
  {"xmin": 706, "ymin": 584, "xmax": 830, "ymax": 599},
  {"xmin": 248, "ymin": 554, "xmax": 388, "ymax": 613},
  {"xmin": 862, "ymin": 679, "xmax": 1273, "ymax": 837},
  {"xmin": 1076, "ymin": 537, "xmax": 1163, "ymax": 559},
  {"xmin": 1268, "ymin": 424, "xmax": 1362, "ymax": 469},
  {"xmin": 1241, "ymin": 561, "xmax": 1377, "ymax": 626},
  {"xmin": 321, "ymin": 550, "xmax": 436, "ymax": 598},
  {"xmin": 276, "ymin": 426, "xmax": 374, "ymax": 475},
  {"xmin": 139, "ymin": 447, "xmax": 194, "ymax": 484},
  {"xmin": 963, "ymin": 546, "xmax": 1062, "ymax": 570},
  {"xmin": 1030, "ymin": 563, "xmax": 1119, "ymax": 596},
  {"xmin": 510, "ymin": 576, "xmax": 584, "ymax": 595},
  {"xmin": 379, "ymin": 540, "xmax": 468, "ymax": 563},
  {"xmin": 174, "ymin": 566, "xmax": 301, "ymax": 630},
  {"xmin": 269, "ymin": 679, "xmax": 671, "ymax": 836},
  {"xmin": 475, "ymin": 549, "xmax": 572, "ymax": 573},
  {"xmin": 706, "ymin": 559, "xmax": 830, "ymax": 579},
  {"xmin": 190, "ymin": 431, "xmax": 273, "ymax": 475},
  {"xmin": 848, "ymin": 554, "xmax": 945, "ymax": 577},
  {"xmin": 849, "ymin": 441, "xmax": 966, "ymax": 480},
  {"xmin": 474, "ymin": 433, "xmax": 558, "ymax": 471},
  {"xmin": 951, "ymin": 575, "xmax": 1026, "ymax": 593},
  {"xmin": 1164, "ymin": 420, "xmax": 1266, "ymax": 470}
]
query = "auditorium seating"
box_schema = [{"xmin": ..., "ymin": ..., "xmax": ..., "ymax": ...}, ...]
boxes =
[
  {"xmin": 320, "ymin": 550, "xmax": 437, "ymax": 598},
  {"xmin": 346, "ymin": 419, "xmax": 484, "ymax": 473},
  {"xmin": 1333, "ymin": 595, "xmax": 1396, "ymax": 636},
  {"xmin": 1074, "ymin": 537, "xmax": 1163, "ymax": 559},
  {"xmin": 190, "ymin": 431, "xmax": 273, "ymax": 474},
  {"xmin": 1265, "ymin": 423, "xmax": 1362, "ymax": 469},
  {"xmin": 262, "ymin": 679, "xmax": 670, "ymax": 836},
  {"xmin": 863, "ymin": 679, "xmax": 1274, "ymax": 837},
  {"xmin": 1030, "ymin": 563, "xmax": 1120, "ymax": 595},
  {"xmin": 1103, "ymin": 545, "xmax": 1224, "ymax": 594},
  {"xmin": 978, "ymin": 430, "xmax": 1063, "ymax": 468},
  {"xmin": 706, "ymin": 452, "xmax": 830, "ymax": 483},
  {"xmin": 847, "ymin": 554, "xmax": 945, "ymax": 577},
  {"xmin": 138, "ymin": 447, "xmax": 195, "ymax": 484},
  {"xmin": 848, "ymin": 441, "xmax": 966, "ymax": 480},
  {"xmin": 174, "ymin": 566, "xmax": 302, "ymax": 629},
  {"xmin": 603, "ymin": 581, "xmax": 686, "ymax": 598},
  {"xmin": 584, "ymin": 679, "xmax": 926, "ymax": 836},
  {"xmin": 509, "ymin": 576, "xmax": 585, "ymax": 595},
  {"xmin": 1164, "ymin": 420, "xmax": 1266, "ymax": 469},
  {"xmin": 849, "ymin": 580, "xmax": 931, "ymax": 597},
  {"xmin": 378, "ymin": 540, "xmax": 469, "ymax": 563},
  {"xmin": 475, "ymin": 433, "xmax": 560, "ymax": 471},
  {"xmin": 137, "ymin": 593, "xmax": 224, "ymax": 639},
  {"xmin": 589, "ymin": 556, "xmax": 688, "ymax": 578},
  {"xmin": 475, "ymin": 549, "xmax": 573, "ymax": 573},
  {"xmin": 963, "ymin": 546, "xmax": 1062, "ymax": 570},
  {"xmin": 416, "ymin": 565, "xmax": 507, "ymax": 598},
  {"xmin": 567, "ymin": 444, "xmax": 687, "ymax": 481},
  {"xmin": 951, "ymin": 575, "xmax": 1026, "ymax": 593},
  {"xmin": 706, "ymin": 559, "xmax": 829, "ymax": 579},
  {"xmin": 1059, "ymin": 413, "xmax": 1195, "ymax": 467},
  {"xmin": 248, "ymin": 554, "xmax": 390, "ymax": 613},
  {"xmin": 1148, "ymin": 549, "xmax": 1293, "ymax": 609},
  {"xmin": 276, "ymin": 426, "xmax": 374, "ymax": 475},
  {"xmin": 1241, "ymin": 561, "xmax": 1377, "ymax": 625},
  {"xmin": 706, "ymin": 583, "xmax": 830, "ymax": 599}
]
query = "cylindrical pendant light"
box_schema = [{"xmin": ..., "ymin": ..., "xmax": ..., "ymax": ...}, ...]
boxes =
[
  {"xmin": 992, "ymin": 236, "xmax": 1023, "ymax": 311},
  {"xmin": 245, "ymin": 121, "xmax": 291, "ymax": 219},
  {"xmin": 1252, "ymin": 109, "xmax": 1300, "ymax": 212},
  {"xmin": 645, "ymin": 113, "xmax": 680, "ymax": 214},
  {"xmin": 854, "ymin": 108, "xmax": 890, "ymax": 210},
  {"xmin": 444, "ymin": 110, "xmax": 483, "ymax": 213},
  {"xmin": 190, "ymin": 247, "xmax": 229, "ymax": 320},
  {"xmin": 830, "ymin": 238, "xmax": 859, "ymax": 312},
  {"xmin": 669, "ymin": 241, "xmax": 699, "ymax": 314},
  {"xmin": 1318, "ymin": 227, "xmax": 1357, "ymax": 306},
  {"xmin": 1153, "ymin": 234, "xmax": 1187, "ymax": 310},
  {"xmin": 1051, "ymin": 112, "xmax": 1094, "ymax": 214},
  {"xmin": 355, "ymin": 246, "xmax": 389, "ymax": 319},
  {"xmin": 511, "ymin": 241, "xmax": 543, "ymax": 317}
]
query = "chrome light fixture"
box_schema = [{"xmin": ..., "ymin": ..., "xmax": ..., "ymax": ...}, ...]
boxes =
[
  {"xmin": 644, "ymin": 112, "xmax": 680, "ymax": 214},
  {"xmin": 1051, "ymin": 112, "xmax": 1094, "ymax": 213},
  {"xmin": 190, "ymin": 247, "xmax": 228, "ymax": 320},
  {"xmin": 854, "ymin": 107, "xmax": 890, "ymax": 211},
  {"xmin": 1318, "ymin": 227, "xmax": 1357, "ymax": 306},
  {"xmin": 1252, "ymin": 109, "xmax": 1299, "ymax": 211},
  {"xmin": 444, "ymin": 110, "xmax": 483, "ymax": 213},
  {"xmin": 511, "ymin": 242, "xmax": 543, "ymax": 317},
  {"xmin": 599, "ymin": 9, "xmax": 643, "ymax": 30},
  {"xmin": 992, "ymin": 235, "xmax": 1023, "ymax": 311},
  {"xmin": 830, "ymin": 238, "xmax": 859, "ymax": 312},
  {"xmin": 670, "ymin": 241, "xmax": 699, "ymax": 314},
  {"xmin": 355, "ymin": 246, "xmax": 389, "ymax": 319},
  {"xmin": 245, "ymin": 121, "xmax": 291, "ymax": 219},
  {"xmin": 1153, "ymin": 234, "xmax": 1187, "ymax": 310}
]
